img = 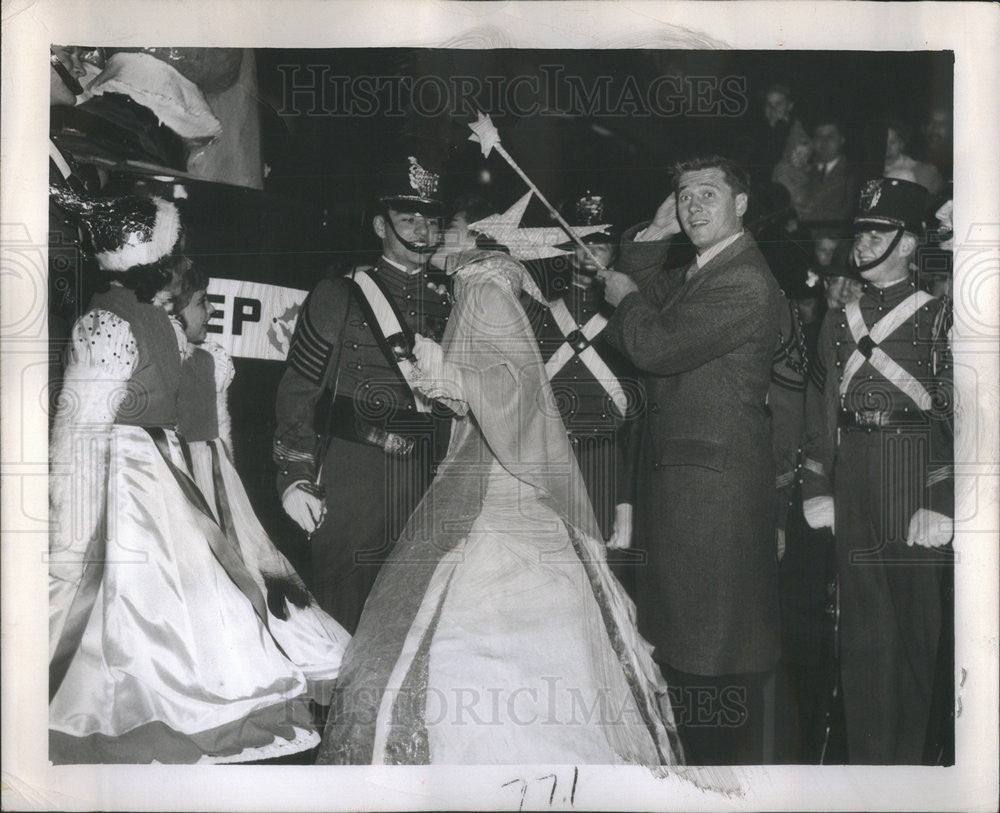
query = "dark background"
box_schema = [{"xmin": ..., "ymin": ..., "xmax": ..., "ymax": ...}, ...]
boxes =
[{"xmin": 255, "ymin": 48, "xmax": 954, "ymax": 251}]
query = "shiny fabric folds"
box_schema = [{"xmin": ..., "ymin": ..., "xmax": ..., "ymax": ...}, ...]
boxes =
[
  {"xmin": 318, "ymin": 252, "xmax": 682, "ymax": 765},
  {"xmin": 49, "ymin": 425, "xmax": 318, "ymax": 763}
]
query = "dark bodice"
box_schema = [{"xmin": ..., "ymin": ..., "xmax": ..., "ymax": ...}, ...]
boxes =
[{"xmin": 88, "ymin": 287, "xmax": 181, "ymax": 428}]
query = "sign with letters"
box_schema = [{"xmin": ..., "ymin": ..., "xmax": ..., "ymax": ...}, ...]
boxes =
[{"xmin": 205, "ymin": 278, "xmax": 308, "ymax": 361}]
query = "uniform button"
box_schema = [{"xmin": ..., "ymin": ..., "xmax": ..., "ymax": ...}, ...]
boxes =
[
  {"xmin": 652, "ymin": 462, "xmax": 660, "ymax": 471},
  {"xmin": 406, "ymin": 294, "xmax": 412, "ymax": 300},
  {"xmin": 351, "ymin": 342, "xmax": 358, "ymax": 350},
  {"xmin": 651, "ymin": 403, "xmax": 660, "ymax": 413},
  {"xmin": 408, "ymin": 310, "xmax": 416, "ymax": 317},
  {"xmin": 406, "ymin": 403, "xmax": 413, "ymax": 410}
]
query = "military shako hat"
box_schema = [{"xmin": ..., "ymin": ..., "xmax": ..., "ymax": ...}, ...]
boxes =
[
  {"xmin": 375, "ymin": 142, "xmax": 445, "ymax": 216},
  {"xmin": 854, "ymin": 177, "xmax": 928, "ymax": 236}
]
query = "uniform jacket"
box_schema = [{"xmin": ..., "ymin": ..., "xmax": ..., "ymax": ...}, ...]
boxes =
[
  {"xmin": 606, "ymin": 227, "xmax": 784, "ymax": 675},
  {"xmin": 523, "ymin": 279, "xmax": 643, "ymax": 535},
  {"xmin": 273, "ymin": 257, "xmax": 452, "ymax": 496},
  {"xmin": 801, "ymin": 277, "xmax": 953, "ymax": 517}
]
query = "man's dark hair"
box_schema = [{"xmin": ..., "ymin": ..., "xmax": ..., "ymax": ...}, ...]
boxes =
[
  {"xmin": 884, "ymin": 115, "xmax": 913, "ymax": 149},
  {"xmin": 811, "ymin": 115, "xmax": 846, "ymax": 137},
  {"xmin": 672, "ymin": 155, "xmax": 751, "ymax": 199}
]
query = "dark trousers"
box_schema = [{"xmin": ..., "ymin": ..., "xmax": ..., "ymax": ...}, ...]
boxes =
[
  {"xmin": 834, "ymin": 430, "xmax": 951, "ymax": 764},
  {"xmin": 309, "ymin": 437, "xmax": 432, "ymax": 634},
  {"xmin": 660, "ymin": 663, "xmax": 771, "ymax": 765}
]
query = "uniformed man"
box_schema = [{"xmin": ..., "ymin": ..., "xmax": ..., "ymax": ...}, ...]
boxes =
[
  {"xmin": 273, "ymin": 150, "xmax": 452, "ymax": 634},
  {"xmin": 801, "ymin": 177, "xmax": 954, "ymax": 764},
  {"xmin": 528, "ymin": 192, "xmax": 642, "ymax": 561}
]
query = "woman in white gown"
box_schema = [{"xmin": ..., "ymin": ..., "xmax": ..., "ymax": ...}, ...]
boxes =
[
  {"xmin": 317, "ymin": 225, "xmax": 683, "ymax": 765},
  {"xmin": 172, "ymin": 267, "xmax": 350, "ymax": 694},
  {"xmin": 48, "ymin": 189, "xmax": 347, "ymax": 763}
]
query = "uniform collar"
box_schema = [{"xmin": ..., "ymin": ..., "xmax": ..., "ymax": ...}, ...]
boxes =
[
  {"xmin": 380, "ymin": 255, "xmax": 422, "ymax": 276},
  {"xmin": 863, "ymin": 274, "xmax": 917, "ymax": 303}
]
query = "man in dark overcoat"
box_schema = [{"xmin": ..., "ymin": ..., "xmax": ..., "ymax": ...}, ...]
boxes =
[
  {"xmin": 598, "ymin": 156, "xmax": 784, "ymax": 765},
  {"xmin": 273, "ymin": 150, "xmax": 452, "ymax": 634}
]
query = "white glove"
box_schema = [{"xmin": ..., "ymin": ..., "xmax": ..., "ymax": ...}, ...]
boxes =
[
  {"xmin": 606, "ymin": 503, "xmax": 634, "ymax": 550},
  {"xmin": 413, "ymin": 333, "xmax": 464, "ymax": 403},
  {"xmin": 282, "ymin": 482, "xmax": 325, "ymax": 534},
  {"xmin": 906, "ymin": 509, "xmax": 954, "ymax": 548},
  {"xmin": 777, "ymin": 528, "xmax": 786, "ymax": 561},
  {"xmin": 803, "ymin": 496, "xmax": 835, "ymax": 533}
]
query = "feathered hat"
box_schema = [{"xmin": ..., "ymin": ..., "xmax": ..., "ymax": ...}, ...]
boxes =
[{"xmin": 50, "ymin": 185, "xmax": 183, "ymax": 271}]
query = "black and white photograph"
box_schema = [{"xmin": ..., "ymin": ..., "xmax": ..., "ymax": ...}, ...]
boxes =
[{"xmin": 2, "ymin": 1, "xmax": 998, "ymax": 810}]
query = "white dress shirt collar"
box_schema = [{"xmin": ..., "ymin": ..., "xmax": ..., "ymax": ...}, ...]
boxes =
[
  {"xmin": 819, "ymin": 156, "xmax": 842, "ymax": 175},
  {"xmin": 695, "ymin": 229, "xmax": 744, "ymax": 269}
]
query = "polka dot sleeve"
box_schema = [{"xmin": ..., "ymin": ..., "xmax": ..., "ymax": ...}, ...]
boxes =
[
  {"xmin": 202, "ymin": 340, "xmax": 236, "ymax": 393},
  {"xmin": 66, "ymin": 309, "xmax": 137, "ymax": 381}
]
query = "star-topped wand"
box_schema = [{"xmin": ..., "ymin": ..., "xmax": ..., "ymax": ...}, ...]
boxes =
[{"xmin": 468, "ymin": 111, "xmax": 609, "ymax": 271}]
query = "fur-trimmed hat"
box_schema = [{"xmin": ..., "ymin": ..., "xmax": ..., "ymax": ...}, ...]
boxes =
[{"xmin": 50, "ymin": 186, "xmax": 183, "ymax": 271}]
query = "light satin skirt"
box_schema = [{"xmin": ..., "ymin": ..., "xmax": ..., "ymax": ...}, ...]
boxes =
[{"xmin": 49, "ymin": 425, "xmax": 335, "ymax": 764}]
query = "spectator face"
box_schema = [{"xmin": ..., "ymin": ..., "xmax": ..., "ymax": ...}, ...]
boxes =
[
  {"xmin": 935, "ymin": 199, "xmax": 954, "ymax": 250},
  {"xmin": 812, "ymin": 124, "xmax": 845, "ymax": 164},
  {"xmin": 789, "ymin": 142, "xmax": 812, "ymax": 169},
  {"xmin": 885, "ymin": 127, "xmax": 906, "ymax": 162},
  {"xmin": 824, "ymin": 275, "xmax": 862, "ymax": 309},
  {"xmin": 795, "ymin": 297, "xmax": 822, "ymax": 324},
  {"xmin": 814, "ymin": 236, "xmax": 839, "ymax": 267},
  {"xmin": 764, "ymin": 90, "xmax": 793, "ymax": 126},
  {"xmin": 923, "ymin": 109, "xmax": 953, "ymax": 149},
  {"xmin": 925, "ymin": 273, "xmax": 951, "ymax": 299},
  {"xmin": 50, "ymin": 46, "xmax": 85, "ymax": 107},
  {"xmin": 676, "ymin": 168, "xmax": 748, "ymax": 252}
]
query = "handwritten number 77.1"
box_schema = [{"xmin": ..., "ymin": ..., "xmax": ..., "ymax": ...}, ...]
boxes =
[{"xmin": 502, "ymin": 767, "xmax": 578, "ymax": 810}]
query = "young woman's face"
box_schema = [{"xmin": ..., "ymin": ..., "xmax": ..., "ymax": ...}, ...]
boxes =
[{"xmin": 180, "ymin": 288, "xmax": 212, "ymax": 343}]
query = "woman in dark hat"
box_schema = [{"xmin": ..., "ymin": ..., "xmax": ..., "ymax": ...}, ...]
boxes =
[{"xmin": 48, "ymin": 188, "xmax": 344, "ymax": 764}]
